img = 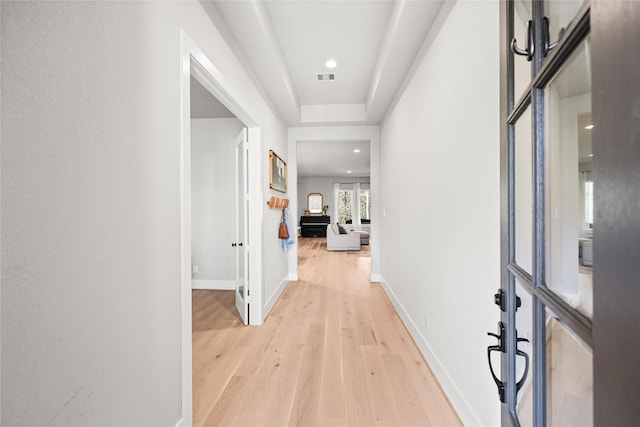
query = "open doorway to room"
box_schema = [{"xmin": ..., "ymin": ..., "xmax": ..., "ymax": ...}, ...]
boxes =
[
  {"xmin": 295, "ymin": 140, "xmax": 372, "ymax": 280},
  {"xmin": 179, "ymin": 32, "xmax": 263, "ymax": 426},
  {"xmin": 189, "ymin": 75, "xmax": 249, "ymax": 425},
  {"xmin": 286, "ymin": 127, "xmax": 380, "ymax": 284}
]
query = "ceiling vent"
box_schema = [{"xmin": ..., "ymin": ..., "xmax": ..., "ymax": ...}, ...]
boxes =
[{"xmin": 316, "ymin": 73, "xmax": 336, "ymax": 82}]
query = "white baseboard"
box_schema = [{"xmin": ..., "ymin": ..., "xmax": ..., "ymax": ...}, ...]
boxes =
[
  {"xmin": 263, "ymin": 277, "xmax": 288, "ymax": 319},
  {"xmin": 378, "ymin": 275, "xmax": 481, "ymax": 426},
  {"xmin": 289, "ymin": 272, "xmax": 299, "ymax": 281},
  {"xmin": 370, "ymin": 273, "xmax": 381, "ymax": 282},
  {"xmin": 191, "ymin": 279, "xmax": 235, "ymax": 290}
]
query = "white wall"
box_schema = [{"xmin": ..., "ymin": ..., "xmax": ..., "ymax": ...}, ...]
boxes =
[
  {"xmin": 1, "ymin": 2, "xmax": 286, "ymax": 425},
  {"xmin": 379, "ymin": 1, "xmax": 500, "ymax": 425},
  {"xmin": 191, "ymin": 118, "xmax": 243, "ymax": 289}
]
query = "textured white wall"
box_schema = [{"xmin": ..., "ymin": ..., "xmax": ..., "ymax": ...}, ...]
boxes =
[
  {"xmin": 191, "ymin": 118, "xmax": 243, "ymax": 283},
  {"xmin": 1, "ymin": 1, "xmax": 286, "ymax": 425},
  {"xmin": 379, "ymin": 1, "xmax": 501, "ymax": 425}
]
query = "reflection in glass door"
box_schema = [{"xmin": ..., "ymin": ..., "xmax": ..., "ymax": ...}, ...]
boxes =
[
  {"xmin": 498, "ymin": 1, "xmax": 593, "ymax": 426},
  {"xmin": 544, "ymin": 36, "xmax": 592, "ymax": 319}
]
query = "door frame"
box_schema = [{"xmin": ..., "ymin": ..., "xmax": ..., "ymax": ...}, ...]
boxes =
[
  {"xmin": 286, "ymin": 126, "xmax": 381, "ymax": 283},
  {"xmin": 178, "ymin": 30, "xmax": 263, "ymax": 427},
  {"xmin": 591, "ymin": 1, "xmax": 640, "ymax": 424},
  {"xmin": 234, "ymin": 128, "xmax": 249, "ymax": 325}
]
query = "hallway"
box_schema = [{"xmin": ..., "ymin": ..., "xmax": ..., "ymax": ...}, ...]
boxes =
[{"xmin": 192, "ymin": 238, "xmax": 461, "ymax": 426}]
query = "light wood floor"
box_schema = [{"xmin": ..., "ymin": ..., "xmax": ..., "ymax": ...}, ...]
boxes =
[{"xmin": 192, "ymin": 237, "xmax": 462, "ymax": 426}]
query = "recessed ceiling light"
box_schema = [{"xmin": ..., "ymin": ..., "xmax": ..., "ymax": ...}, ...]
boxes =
[
  {"xmin": 589, "ymin": 154, "xmax": 594, "ymax": 157},
  {"xmin": 347, "ymin": 170, "xmax": 352, "ymax": 174},
  {"xmin": 325, "ymin": 59, "xmax": 337, "ymax": 69},
  {"xmin": 353, "ymin": 149, "xmax": 360, "ymax": 153},
  {"xmin": 585, "ymin": 124, "xmax": 594, "ymax": 130}
]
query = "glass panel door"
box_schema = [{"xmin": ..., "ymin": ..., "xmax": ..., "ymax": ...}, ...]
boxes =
[{"xmin": 498, "ymin": 1, "xmax": 593, "ymax": 426}]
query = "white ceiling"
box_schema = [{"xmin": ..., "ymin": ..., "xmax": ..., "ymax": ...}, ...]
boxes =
[
  {"xmin": 297, "ymin": 140, "xmax": 371, "ymax": 178},
  {"xmin": 201, "ymin": 0, "xmax": 445, "ymax": 177},
  {"xmin": 211, "ymin": 0, "xmax": 444, "ymax": 126}
]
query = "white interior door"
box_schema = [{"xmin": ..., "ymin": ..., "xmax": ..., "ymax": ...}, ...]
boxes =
[{"xmin": 235, "ymin": 128, "xmax": 249, "ymax": 324}]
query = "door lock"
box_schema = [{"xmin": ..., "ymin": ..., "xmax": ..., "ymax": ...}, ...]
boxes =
[{"xmin": 494, "ymin": 289, "xmax": 522, "ymax": 312}]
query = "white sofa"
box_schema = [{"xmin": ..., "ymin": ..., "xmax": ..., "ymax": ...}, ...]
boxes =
[{"xmin": 326, "ymin": 224, "xmax": 361, "ymax": 251}]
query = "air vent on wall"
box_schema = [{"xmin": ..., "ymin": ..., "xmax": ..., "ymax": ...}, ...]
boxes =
[{"xmin": 316, "ymin": 73, "xmax": 335, "ymax": 82}]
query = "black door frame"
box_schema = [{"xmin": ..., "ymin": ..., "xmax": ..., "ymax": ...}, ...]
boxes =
[{"xmin": 591, "ymin": 1, "xmax": 640, "ymax": 424}]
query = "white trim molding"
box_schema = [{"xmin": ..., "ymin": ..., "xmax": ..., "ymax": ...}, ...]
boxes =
[
  {"xmin": 379, "ymin": 275, "xmax": 481, "ymax": 426},
  {"xmin": 191, "ymin": 280, "xmax": 236, "ymax": 290},
  {"xmin": 263, "ymin": 277, "xmax": 289, "ymax": 319}
]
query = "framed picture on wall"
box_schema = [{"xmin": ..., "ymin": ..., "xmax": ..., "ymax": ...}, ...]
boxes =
[{"xmin": 269, "ymin": 150, "xmax": 287, "ymax": 193}]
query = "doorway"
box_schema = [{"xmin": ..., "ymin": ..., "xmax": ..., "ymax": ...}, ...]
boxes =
[
  {"xmin": 179, "ymin": 31, "xmax": 263, "ymax": 426},
  {"xmin": 287, "ymin": 126, "xmax": 381, "ymax": 283},
  {"xmin": 189, "ymin": 59, "xmax": 250, "ymax": 426}
]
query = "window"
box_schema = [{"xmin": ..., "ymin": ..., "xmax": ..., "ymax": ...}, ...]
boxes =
[
  {"xmin": 337, "ymin": 190, "xmax": 353, "ymax": 224},
  {"xmin": 334, "ymin": 182, "xmax": 370, "ymax": 225},
  {"xmin": 584, "ymin": 180, "xmax": 593, "ymax": 226},
  {"xmin": 360, "ymin": 189, "xmax": 370, "ymax": 221}
]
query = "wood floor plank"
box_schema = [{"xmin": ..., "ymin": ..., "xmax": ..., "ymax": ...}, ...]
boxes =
[
  {"xmin": 261, "ymin": 331, "xmax": 307, "ymax": 427},
  {"xmin": 361, "ymin": 345, "xmax": 403, "ymax": 425},
  {"xmin": 319, "ymin": 312, "xmax": 346, "ymax": 419},
  {"xmin": 191, "ymin": 238, "xmax": 462, "ymax": 427},
  {"xmin": 382, "ymin": 353, "xmax": 432, "ymax": 426},
  {"xmin": 287, "ymin": 322, "xmax": 325, "ymax": 426},
  {"xmin": 341, "ymin": 327, "xmax": 376, "ymax": 427}
]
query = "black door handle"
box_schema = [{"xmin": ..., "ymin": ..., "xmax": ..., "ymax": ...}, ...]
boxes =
[
  {"xmin": 515, "ymin": 337, "xmax": 530, "ymax": 393},
  {"xmin": 543, "ymin": 16, "xmax": 561, "ymax": 57},
  {"xmin": 487, "ymin": 344, "xmax": 506, "ymax": 403},
  {"xmin": 238, "ymin": 243, "xmax": 243, "ymax": 247},
  {"xmin": 511, "ymin": 20, "xmax": 535, "ymax": 61},
  {"xmin": 231, "ymin": 243, "xmax": 237, "ymax": 247},
  {"xmin": 487, "ymin": 321, "xmax": 506, "ymax": 402},
  {"xmin": 487, "ymin": 323, "xmax": 530, "ymax": 403}
]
